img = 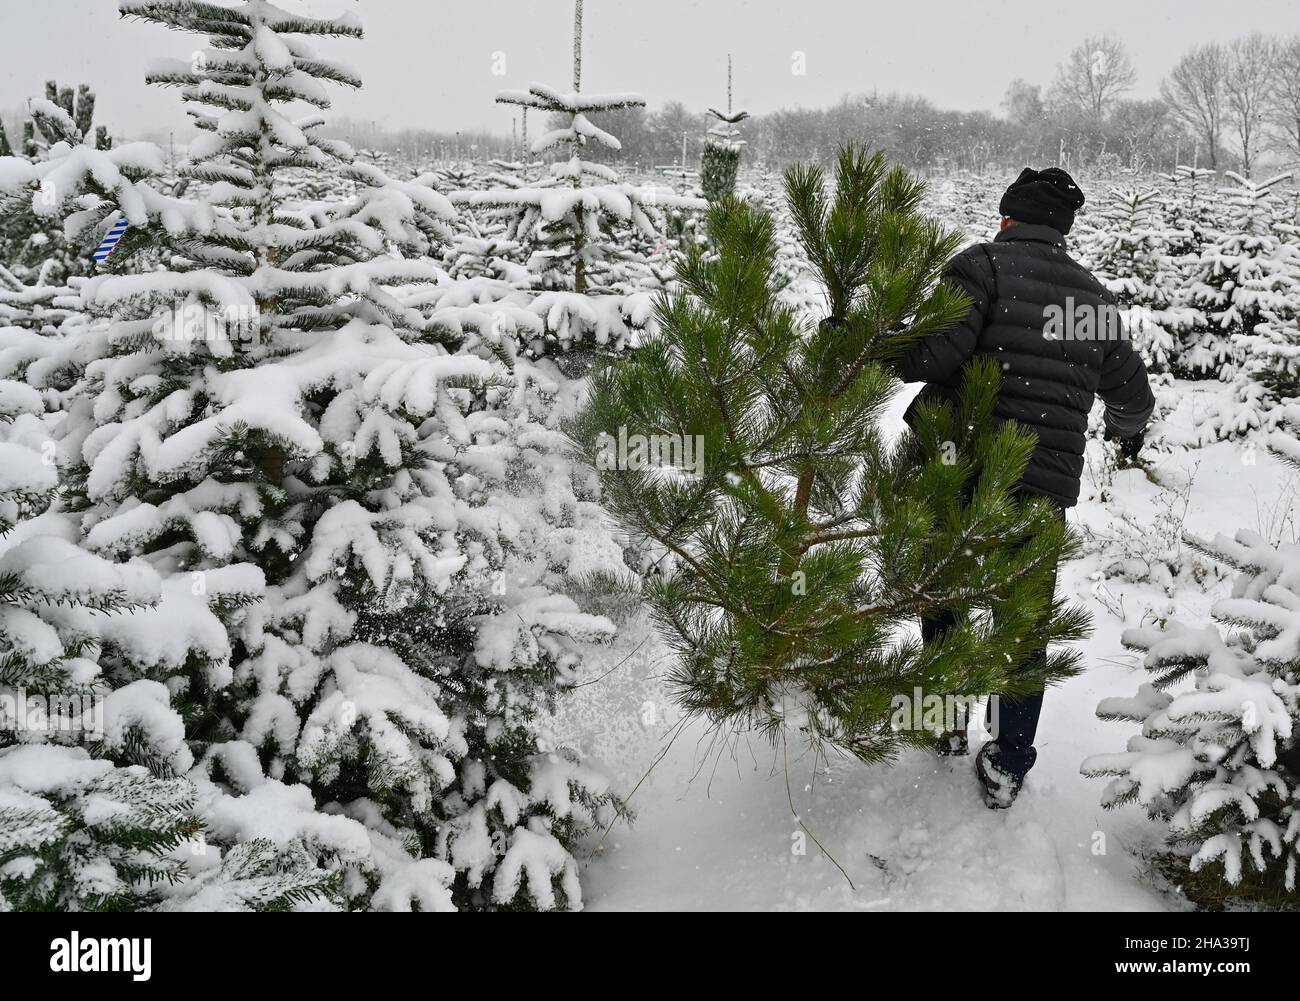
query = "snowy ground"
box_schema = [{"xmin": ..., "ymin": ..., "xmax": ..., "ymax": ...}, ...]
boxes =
[{"xmin": 556, "ymin": 379, "xmax": 1293, "ymax": 911}]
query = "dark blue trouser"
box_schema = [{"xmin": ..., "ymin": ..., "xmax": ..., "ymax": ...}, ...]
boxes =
[{"xmin": 919, "ymin": 500, "xmax": 1064, "ymax": 781}]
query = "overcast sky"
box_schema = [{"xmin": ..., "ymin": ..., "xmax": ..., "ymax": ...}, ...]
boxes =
[{"xmin": 4, "ymin": 0, "xmax": 1300, "ymax": 139}]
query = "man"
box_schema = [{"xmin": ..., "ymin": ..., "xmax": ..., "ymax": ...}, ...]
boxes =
[{"xmin": 891, "ymin": 166, "xmax": 1153, "ymax": 809}]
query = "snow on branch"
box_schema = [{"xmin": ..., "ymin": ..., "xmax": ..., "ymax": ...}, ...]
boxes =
[{"xmin": 495, "ymin": 82, "xmax": 645, "ymax": 116}]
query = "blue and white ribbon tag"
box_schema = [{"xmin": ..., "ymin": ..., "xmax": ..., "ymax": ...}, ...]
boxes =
[{"xmin": 93, "ymin": 216, "xmax": 130, "ymax": 263}]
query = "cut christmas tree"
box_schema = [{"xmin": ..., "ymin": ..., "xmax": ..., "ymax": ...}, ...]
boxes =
[{"xmin": 570, "ymin": 146, "xmax": 1089, "ymax": 762}]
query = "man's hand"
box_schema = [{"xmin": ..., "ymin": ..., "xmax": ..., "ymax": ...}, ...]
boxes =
[{"xmin": 1104, "ymin": 427, "xmax": 1144, "ymax": 462}]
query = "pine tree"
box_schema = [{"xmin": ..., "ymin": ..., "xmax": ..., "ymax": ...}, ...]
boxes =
[
  {"xmin": 569, "ymin": 147, "xmax": 1088, "ymax": 760},
  {"xmin": 700, "ymin": 55, "xmax": 748, "ymax": 203},
  {"xmin": 1084, "ymin": 414, "xmax": 1300, "ymax": 905}
]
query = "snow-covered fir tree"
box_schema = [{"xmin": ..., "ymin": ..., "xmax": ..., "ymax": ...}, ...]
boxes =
[
  {"xmin": 1183, "ymin": 172, "xmax": 1296, "ymax": 382},
  {"xmin": 0, "ymin": 263, "xmax": 80, "ymax": 343},
  {"xmin": 1084, "ymin": 414, "xmax": 1300, "ymax": 904},
  {"xmin": 1073, "ymin": 186, "xmax": 1201, "ymax": 374},
  {"xmin": 1231, "ymin": 185, "xmax": 1300, "ymax": 401},
  {"xmin": 0, "ymin": 82, "xmax": 112, "ymax": 286},
  {"xmin": 449, "ymin": 0, "xmax": 702, "ymax": 355},
  {"xmin": 920, "ymin": 172, "xmax": 999, "ymax": 247},
  {"xmin": 0, "ymin": 0, "xmax": 622, "ymax": 912},
  {"xmin": 700, "ymin": 55, "xmax": 748, "ymax": 202},
  {"xmin": 0, "ymin": 309, "xmax": 173, "ymax": 902},
  {"xmin": 436, "ymin": 161, "xmax": 530, "ymax": 284},
  {"xmin": 749, "ymin": 167, "xmax": 823, "ymax": 319},
  {"xmin": 0, "ymin": 273, "xmax": 343, "ymax": 910},
  {"xmin": 1158, "ymin": 165, "xmax": 1218, "ymax": 263}
]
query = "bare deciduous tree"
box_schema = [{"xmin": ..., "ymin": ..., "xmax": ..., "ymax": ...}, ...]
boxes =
[
  {"xmin": 1002, "ymin": 79, "xmax": 1045, "ymax": 125},
  {"xmin": 1270, "ymin": 34, "xmax": 1300, "ymax": 168},
  {"xmin": 1223, "ymin": 33, "xmax": 1278, "ymax": 175},
  {"xmin": 1109, "ymin": 99, "xmax": 1183, "ymax": 172},
  {"xmin": 1047, "ymin": 35, "xmax": 1136, "ymax": 121},
  {"xmin": 1161, "ymin": 42, "xmax": 1226, "ymax": 169}
]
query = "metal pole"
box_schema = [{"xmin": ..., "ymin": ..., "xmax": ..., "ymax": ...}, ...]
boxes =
[{"xmin": 573, "ymin": 0, "xmax": 583, "ymax": 92}]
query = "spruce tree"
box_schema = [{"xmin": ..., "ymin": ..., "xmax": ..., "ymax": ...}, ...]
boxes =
[{"xmin": 570, "ymin": 147, "xmax": 1088, "ymax": 760}]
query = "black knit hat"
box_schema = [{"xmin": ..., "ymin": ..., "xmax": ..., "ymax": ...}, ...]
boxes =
[{"xmin": 999, "ymin": 167, "xmax": 1086, "ymax": 234}]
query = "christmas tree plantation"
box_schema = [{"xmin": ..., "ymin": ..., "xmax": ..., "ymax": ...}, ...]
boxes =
[{"xmin": 571, "ymin": 147, "xmax": 1089, "ymax": 762}]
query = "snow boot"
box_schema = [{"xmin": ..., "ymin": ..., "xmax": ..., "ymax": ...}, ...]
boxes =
[
  {"xmin": 975, "ymin": 741, "xmax": 1023, "ymax": 809},
  {"xmin": 933, "ymin": 728, "xmax": 969, "ymax": 756}
]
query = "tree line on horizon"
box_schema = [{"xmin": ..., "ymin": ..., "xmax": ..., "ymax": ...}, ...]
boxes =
[
  {"xmin": 324, "ymin": 31, "xmax": 1300, "ymax": 179},
  {"xmin": 9, "ymin": 31, "xmax": 1297, "ymax": 179}
]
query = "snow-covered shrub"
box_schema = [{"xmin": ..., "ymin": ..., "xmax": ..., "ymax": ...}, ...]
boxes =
[{"xmin": 1078, "ymin": 446, "xmax": 1216, "ymax": 596}]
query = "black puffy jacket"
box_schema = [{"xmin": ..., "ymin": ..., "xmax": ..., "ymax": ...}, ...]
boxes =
[{"xmin": 893, "ymin": 223, "xmax": 1154, "ymax": 507}]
